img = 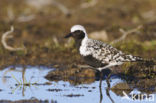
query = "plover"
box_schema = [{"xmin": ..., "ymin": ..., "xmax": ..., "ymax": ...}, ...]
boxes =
[{"xmin": 65, "ymin": 25, "xmax": 143, "ymax": 86}]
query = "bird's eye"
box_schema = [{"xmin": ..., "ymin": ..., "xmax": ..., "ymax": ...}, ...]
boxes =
[{"xmin": 74, "ymin": 30, "xmax": 81, "ymax": 34}]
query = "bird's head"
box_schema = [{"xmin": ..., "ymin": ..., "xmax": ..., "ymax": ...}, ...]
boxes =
[{"xmin": 64, "ymin": 25, "xmax": 87, "ymax": 40}]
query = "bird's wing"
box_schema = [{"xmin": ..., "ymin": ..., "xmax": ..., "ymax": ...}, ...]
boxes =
[
  {"xmin": 86, "ymin": 39, "xmax": 126, "ymax": 64},
  {"xmin": 87, "ymin": 39, "xmax": 143, "ymax": 64}
]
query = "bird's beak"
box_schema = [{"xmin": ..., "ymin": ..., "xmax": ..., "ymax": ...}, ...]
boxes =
[{"xmin": 64, "ymin": 33, "xmax": 73, "ymax": 38}]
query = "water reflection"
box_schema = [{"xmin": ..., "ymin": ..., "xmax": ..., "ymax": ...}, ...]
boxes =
[
  {"xmin": 0, "ymin": 66, "xmax": 54, "ymax": 101},
  {"xmin": 0, "ymin": 66, "xmax": 155, "ymax": 103}
]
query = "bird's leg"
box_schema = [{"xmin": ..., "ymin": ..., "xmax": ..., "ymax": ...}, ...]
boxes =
[
  {"xmin": 99, "ymin": 71, "xmax": 103, "ymax": 103},
  {"xmin": 99, "ymin": 82, "xmax": 103, "ymax": 103},
  {"xmin": 99, "ymin": 71, "xmax": 103, "ymax": 87},
  {"xmin": 106, "ymin": 87, "xmax": 114, "ymax": 103},
  {"xmin": 106, "ymin": 72, "xmax": 114, "ymax": 103},
  {"xmin": 106, "ymin": 72, "xmax": 112, "ymax": 88}
]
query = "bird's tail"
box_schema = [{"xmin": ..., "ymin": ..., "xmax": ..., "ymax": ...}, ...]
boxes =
[
  {"xmin": 124, "ymin": 54, "xmax": 156, "ymax": 65},
  {"xmin": 124, "ymin": 55, "xmax": 144, "ymax": 62}
]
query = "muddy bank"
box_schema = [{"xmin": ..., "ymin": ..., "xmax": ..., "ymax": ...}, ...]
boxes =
[{"xmin": 45, "ymin": 62, "xmax": 156, "ymax": 93}]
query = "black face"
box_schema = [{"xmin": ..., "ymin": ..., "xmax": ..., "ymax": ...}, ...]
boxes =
[{"xmin": 64, "ymin": 30, "xmax": 85, "ymax": 40}]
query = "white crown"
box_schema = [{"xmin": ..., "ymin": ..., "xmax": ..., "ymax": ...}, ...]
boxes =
[{"xmin": 71, "ymin": 25, "xmax": 87, "ymax": 34}]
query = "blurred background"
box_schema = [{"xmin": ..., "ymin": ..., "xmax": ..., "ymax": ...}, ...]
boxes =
[
  {"xmin": 0, "ymin": 0, "xmax": 156, "ymax": 68},
  {"xmin": 0, "ymin": 1, "xmax": 156, "ymax": 103}
]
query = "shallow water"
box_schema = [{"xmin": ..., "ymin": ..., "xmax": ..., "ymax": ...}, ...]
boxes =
[{"xmin": 0, "ymin": 66, "xmax": 155, "ymax": 103}]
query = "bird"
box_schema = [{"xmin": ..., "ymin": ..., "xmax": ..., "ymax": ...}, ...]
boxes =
[{"xmin": 64, "ymin": 25, "xmax": 144, "ymax": 87}]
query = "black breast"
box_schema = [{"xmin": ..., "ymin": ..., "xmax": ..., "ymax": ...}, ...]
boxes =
[{"xmin": 82, "ymin": 55, "xmax": 108, "ymax": 68}]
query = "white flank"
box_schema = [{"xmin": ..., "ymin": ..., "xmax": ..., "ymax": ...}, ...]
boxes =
[{"xmin": 79, "ymin": 36, "xmax": 91, "ymax": 56}]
